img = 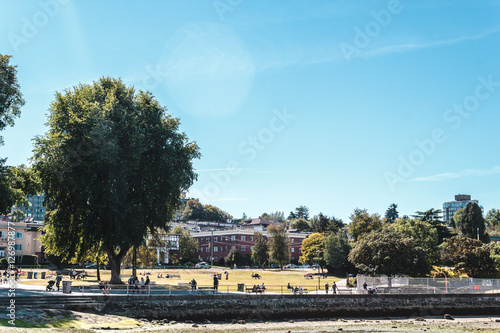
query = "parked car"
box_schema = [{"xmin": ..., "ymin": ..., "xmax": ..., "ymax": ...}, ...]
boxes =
[
  {"xmin": 284, "ymin": 264, "xmax": 298, "ymax": 269},
  {"xmin": 195, "ymin": 262, "xmax": 211, "ymax": 269},
  {"xmin": 84, "ymin": 263, "xmax": 97, "ymax": 269},
  {"xmin": 300, "ymin": 264, "xmax": 311, "ymax": 268}
]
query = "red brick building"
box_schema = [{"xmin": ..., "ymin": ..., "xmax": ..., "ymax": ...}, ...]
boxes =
[{"xmin": 192, "ymin": 229, "xmax": 309, "ymax": 264}]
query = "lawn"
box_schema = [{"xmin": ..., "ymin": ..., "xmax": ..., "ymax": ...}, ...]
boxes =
[{"xmin": 16, "ymin": 267, "xmax": 344, "ymax": 293}]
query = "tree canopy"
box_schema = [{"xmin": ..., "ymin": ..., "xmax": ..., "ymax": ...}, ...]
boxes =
[
  {"xmin": 34, "ymin": 78, "xmax": 200, "ymax": 283},
  {"xmin": 384, "ymin": 203, "xmax": 399, "ymax": 223},
  {"xmin": 324, "ymin": 231, "xmax": 351, "ymax": 273},
  {"xmin": 442, "ymin": 236, "xmax": 496, "ymax": 277},
  {"xmin": 298, "ymin": 232, "xmax": 326, "ymax": 267},
  {"xmin": 348, "ymin": 229, "xmax": 430, "ymax": 277},
  {"xmin": 267, "ymin": 224, "xmax": 290, "ymax": 268},
  {"xmin": 347, "ymin": 208, "xmax": 382, "ymax": 242},
  {"xmin": 251, "ymin": 231, "xmax": 268, "ymax": 267},
  {"xmin": 460, "ymin": 202, "xmax": 488, "ymax": 243}
]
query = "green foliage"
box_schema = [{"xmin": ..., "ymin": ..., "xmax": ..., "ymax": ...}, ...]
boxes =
[
  {"xmin": 267, "ymin": 224, "xmax": 290, "ymax": 267},
  {"xmin": 348, "ymin": 208, "xmax": 382, "ymax": 242},
  {"xmin": 348, "ymin": 229, "xmax": 430, "ymax": 277},
  {"xmin": 486, "ymin": 209, "xmax": 500, "ymax": 227},
  {"xmin": 324, "ymin": 231, "xmax": 351, "ymax": 272},
  {"xmin": 390, "ymin": 217, "xmax": 440, "ymax": 265},
  {"xmin": 452, "ymin": 208, "xmax": 465, "ymax": 229},
  {"xmin": 260, "ymin": 211, "xmax": 285, "ymax": 223},
  {"xmin": 123, "ymin": 245, "xmax": 157, "ymax": 268},
  {"xmin": 0, "ymin": 54, "xmax": 24, "ymax": 134},
  {"xmin": 251, "ymin": 231, "xmax": 268, "ymax": 266},
  {"xmin": 298, "ymin": 232, "xmax": 326, "ymax": 266},
  {"xmin": 289, "ymin": 206, "xmax": 309, "ymax": 220},
  {"xmin": 414, "ymin": 208, "xmax": 453, "ymax": 244},
  {"xmin": 289, "ymin": 217, "xmax": 311, "ymax": 232},
  {"xmin": 460, "ymin": 202, "xmax": 488, "ymax": 243},
  {"xmin": 442, "ymin": 236, "xmax": 496, "ymax": 277},
  {"xmin": 310, "ymin": 213, "xmax": 343, "ymax": 233},
  {"xmin": 491, "ymin": 242, "xmax": 500, "ymax": 272},
  {"xmin": 384, "ymin": 203, "xmax": 399, "ymax": 224},
  {"xmin": 171, "ymin": 225, "xmax": 199, "ymax": 264},
  {"xmin": 33, "ymin": 77, "xmax": 200, "ymax": 283},
  {"xmin": 181, "ymin": 200, "xmax": 232, "ymax": 222}
]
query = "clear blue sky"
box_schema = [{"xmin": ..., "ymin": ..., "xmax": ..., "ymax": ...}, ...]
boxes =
[{"xmin": 1, "ymin": 0, "xmax": 499, "ymax": 222}]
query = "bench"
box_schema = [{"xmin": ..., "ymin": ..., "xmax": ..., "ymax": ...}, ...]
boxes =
[
  {"xmin": 197, "ymin": 286, "xmax": 216, "ymax": 294},
  {"xmin": 246, "ymin": 287, "xmax": 264, "ymax": 294},
  {"xmin": 388, "ymin": 288, "xmax": 403, "ymax": 294}
]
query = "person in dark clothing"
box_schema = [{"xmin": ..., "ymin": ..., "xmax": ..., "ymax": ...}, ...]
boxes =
[{"xmin": 213, "ymin": 274, "xmax": 219, "ymax": 291}]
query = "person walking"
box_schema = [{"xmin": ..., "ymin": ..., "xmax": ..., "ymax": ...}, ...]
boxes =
[
  {"xmin": 55, "ymin": 274, "xmax": 62, "ymax": 291},
  {"xmin": 332, "ymin": 281, "xmax": 337, "ymax": 294},
  {"xmin": 213, "ymin": 274, "xmax": 219, "ymax": 292},
  {"xmin": 325, "ymin": 281, "xmax": 329, "ymax": 294},
  {"xmin": 145, "ymin": 276, "xmax": 150, "ymax": 294}
]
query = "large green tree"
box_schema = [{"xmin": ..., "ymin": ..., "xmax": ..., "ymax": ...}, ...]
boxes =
[
  {"xmin": 34, "ymin": 78, "xmax": 200, "ymax": 284},
  {"xmin": 290, "ymin": 217, "xmax": 311, "ymax": 232},
  {"xmin": 171, "ymin": 225, "xmax": 199, "ymax": 264},
  {"xmin": 384, "ymin": 203, "xmax": 399, "ymax": 224},
  {"xmin": 267, "ymin": 224, "xmax": 290, "ymax": 268},
  {"xmin": 460, "ymin": 202, "xmax": 488, "ymax": 243},
  {"xmin": 182, "ymin": 199, "xmax": 204, "ymax": 220},
  {"xmin": 390, "ymin": 217, "xmax": 440, "ymax": 265},
  {"xmin": 413, "ymin": 208, "xmax": 452, "ymax": 244},
  {"xmin": 348, "ymin": 208, "xmax": 382, "ymax": 242},
  {"xmin": 298, "ymin": 232, "xmax": 326, "ymax": 268},
  {"xmin": 0, "ymin": 54, "xmax": 26, "ymax": 214},
  {"xmin": 348, "ymin": 229, "xmax": 430, "ymax": 278},
  {"xmin": 251, "ymin": 231, "xmax": 268, "ymax": 267},
  {"xmin": 486, "ymin": 209, "xmax": 500, "ymax": 227},
  {"xmin": 442, "ymin": 236, "xmax": 496, "ymax": 277},
  {"xmin": 324, "ymin": 231, "xmax": 351, "ymax": 273}
]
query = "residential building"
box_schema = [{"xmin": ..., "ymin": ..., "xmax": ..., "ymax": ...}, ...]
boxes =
[
  {"xmin": 192, "ymin": 229, "xmax": 309, "ymax": 264},
  {"xmin": 16, "ymin": 194, "xmax": 46, "ymax": 222},
  {"xmin": 443, "ymin": 194, "xmax": 482, "ymax": 223},
  {"xmin": 0, "ymin": 216, "xmax": 44, "ymax": 263}
]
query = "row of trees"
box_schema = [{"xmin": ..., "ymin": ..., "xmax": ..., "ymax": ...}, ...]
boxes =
[{"xmin": 295, "ymin": 203, "xmax": 500, "ymax": 278}]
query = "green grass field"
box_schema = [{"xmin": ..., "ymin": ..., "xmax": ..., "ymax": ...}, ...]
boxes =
[{"xmin": 17, "ymin": 267, "xmax": 344, "ymax": 293}]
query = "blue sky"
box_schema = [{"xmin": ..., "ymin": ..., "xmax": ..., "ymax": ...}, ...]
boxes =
[{"xmin": 1, "ymin": 0, "xmax": 499, "ymax": 222}]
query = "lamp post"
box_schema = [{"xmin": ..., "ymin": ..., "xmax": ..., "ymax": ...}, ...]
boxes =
[{"xmin": 316, "ymin": 249, "xmax": 321, "ymax": 293}]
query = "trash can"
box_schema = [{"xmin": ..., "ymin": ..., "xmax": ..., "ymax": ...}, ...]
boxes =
[
  {"xmin": 41, "ymin": 272, "xmax": 46, "ymax": 279},
  {"xmin": 63, "ymin": 281, "xmax": 72, "ymax": 294},
  {"xmin": 237, "ymin": 283, "xmax": 244, "ymax": 292},
  {"xmin": 34, "ymin": 272, "xmax": 38, "ymax": 279},
  {"xmin": 217, "ymin": 273, "xmax": 222, "ymax": 280},
  {"xmin": 27, "ymin": 271, "xmax": 33, "ymax": 279}
]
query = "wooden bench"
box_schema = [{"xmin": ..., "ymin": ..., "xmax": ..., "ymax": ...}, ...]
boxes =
[
  {"xmin": 197, "ymin": 286, "xmax": 215, "ymax": 294},
  {"xmin": 246, "ymin": 287, "xmax": 264, "ymax": 294}
]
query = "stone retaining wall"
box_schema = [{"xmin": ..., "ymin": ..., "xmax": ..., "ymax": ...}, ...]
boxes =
[{"xmin": 89, "ymin": 294, "xmax": 500, "ymax": 321}]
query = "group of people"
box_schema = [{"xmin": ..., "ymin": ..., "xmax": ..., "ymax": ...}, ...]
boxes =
[
  {"xmin": 288, "ymin": 283, "xmax": 306, "ymax": 294},
  {"xmin": 69, "ymin": 269, "xmax": 86, "ymax": 280},
  {"xmin": 362, "ymin": 282, "xmax": 377, "ymax": 294},
  {"xmin": 252, "ymin": 283, "xmax": 266, "ymax": 292},
  {"xmin": 127, "ymin": 275, "xmax": 150, "ymax": 294},
  {"xmin": 324, "ymin": 281, "xmax": 338, "ymax": 294},
  {"xmin": 2, "ymin": 268, "xmax": 21, "ymax": 283}
]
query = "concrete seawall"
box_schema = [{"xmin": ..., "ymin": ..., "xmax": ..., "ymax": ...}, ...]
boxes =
[{"xmin": 96, "ymin": 293, "xmax": 500, "ymax": 321}]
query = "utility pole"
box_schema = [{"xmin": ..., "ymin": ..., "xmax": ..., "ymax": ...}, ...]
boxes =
[
  {"xmin": 211, "ymin": 229, "xmax": 214, "ymax": 266},
  {"xmin": 317, "ymin": 249, "xmax": 321, "ymax": 293}
]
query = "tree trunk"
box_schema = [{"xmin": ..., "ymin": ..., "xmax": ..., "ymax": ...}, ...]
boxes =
[
  {"xmin": 104, "ymin": 244, "xmax": 128, "ymax": 284},
  {"xmin": 96, "ymin": 255, "xmax": 101, "ymax": 281},
  {"xmin": 132, "ymin": 246, "xmax": 137, "ymax": 278}
]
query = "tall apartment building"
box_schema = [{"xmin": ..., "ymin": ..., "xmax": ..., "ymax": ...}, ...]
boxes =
[
  {"xmin": 442, "ymin": 194, "xmax": 481, "ymax": 223},
  {"xmin": 17, "ymin": 194, "xmax": 46, "ymax": 222}
]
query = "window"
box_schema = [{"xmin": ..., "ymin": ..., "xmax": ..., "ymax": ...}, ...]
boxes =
[
  {"xmin": 241, "ymin": 245, "xmax": 246, "ymax": 252},
  {"xmin": 291, "ymin": 238, "xmax": 295, "ymax": 243},
  {"xmin": 206, "ymin": 237, "xmax": 210, "ymax": 242},
  {"xmin": 214, "ymin": 236, "xmax": 218, "ymax": 241},
  {"xmin": 250, "ymin": 246, "xmax": 253, "ymax": 252},
  {"xmin": 291, "ymin": 247, "xmax": 295, "ymax": 253},
  {"xmin": 0, "ymin": 250, "xmax": 5, "ymax": 258},
  {"xmin": 14, "ymin": 244, "xmax": 22, "ymax": 251},
  {"xmin": 0, "ymin": 231, "xmax": 5, "ymax": 238},
  {"xmin": 231, "ymin": 235, "xmax": 236, "ymax": 241},
  {"xmin": 14, "ymin": 232, "xmax": 23, "ymax": 239},
  {"xmin": 250, "ymin": 236, "xmax": 254, "ymax": 241},
  {"xmin": 214, "ymin": 246, "xmax": 218, "ymax": 252},
  {"xmin": 241, "ymin": 235, "xmax": 246, "ymax": 241},
  {"xmin": 231, "ymin": 245, "xmax": 236, "ymax": 250},
  {"xmin": 206, "ymin": 247, "xmax": 209, "ymax": 252}
]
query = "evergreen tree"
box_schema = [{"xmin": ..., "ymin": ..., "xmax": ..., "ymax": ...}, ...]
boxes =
[{"xmin": 460, "ymin": 202, "xmax": 488, "ymax": 243}]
